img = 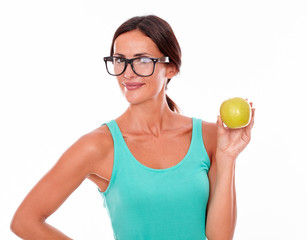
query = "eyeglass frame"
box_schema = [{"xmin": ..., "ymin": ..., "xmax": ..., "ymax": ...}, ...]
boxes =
[{"xmin": 103, "ymin": 56, "xmax": 170, "ymax": 77}]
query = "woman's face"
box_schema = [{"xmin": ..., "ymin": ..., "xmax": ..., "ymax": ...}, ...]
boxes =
[{"xmin": 113, "ymin": 30, "xmax": 175, "ymax": 106}]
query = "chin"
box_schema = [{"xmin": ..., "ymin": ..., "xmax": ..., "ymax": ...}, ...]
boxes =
[
  {"xmin": 125, "ymin": 96, "xmax": 147, "ymax": 106},
  {"xmin": 123, "ymin": 92, "xmax": 144, "ymax": 105},
  {"xmin": 124, "ymin": 91, "xmax": 159, "ymax": 106}
]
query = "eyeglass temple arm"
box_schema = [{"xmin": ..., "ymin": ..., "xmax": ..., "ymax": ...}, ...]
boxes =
[{"xmin": 158, "ymin": 56, "xmax": 170, "ymax": 63}]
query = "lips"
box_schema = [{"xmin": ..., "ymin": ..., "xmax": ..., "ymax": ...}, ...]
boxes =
[{"xmin": 123, "ymin": 82, "xmax": 145, "ymax": 91}]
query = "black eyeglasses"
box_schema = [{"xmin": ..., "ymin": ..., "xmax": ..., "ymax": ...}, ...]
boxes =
[{"xmin": 103, "ymin": 56, "xmax": 170, "ymax": 77}]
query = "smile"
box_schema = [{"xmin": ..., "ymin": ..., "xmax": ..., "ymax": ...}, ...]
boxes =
[{"xmin": 123, "ymin": 82, "xmax": 145, "ymax": 91}]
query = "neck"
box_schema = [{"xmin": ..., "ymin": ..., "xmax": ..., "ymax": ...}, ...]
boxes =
[{"xmin": 119, "ymin": 94, "xmax": 176, "ymax": 137}]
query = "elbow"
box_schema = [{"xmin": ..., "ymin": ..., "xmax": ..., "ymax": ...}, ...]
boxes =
[
  {"xmin": 10, "ymin": 212, "xmax": 44, "ymax": 238},
  {"xmin": 10, "ymin": 215, "xmax": 25, "ymax": 237}
]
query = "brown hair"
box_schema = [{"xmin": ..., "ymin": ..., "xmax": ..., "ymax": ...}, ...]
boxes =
[{"xmin": 110, "ymin": 15, "xmax": 182, "ymax": 113}]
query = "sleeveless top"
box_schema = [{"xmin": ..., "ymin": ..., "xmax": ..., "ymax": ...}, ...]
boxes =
[{"xmin": 98, "ymin": 118, "xmax": 211, "ymax": 240}]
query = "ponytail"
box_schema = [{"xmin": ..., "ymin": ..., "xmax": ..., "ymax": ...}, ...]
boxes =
[{"xmin": 166, "ymin": 94, "xmax": 180, "ymax": 113}]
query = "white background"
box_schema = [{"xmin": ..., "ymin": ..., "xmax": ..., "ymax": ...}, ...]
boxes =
[{"xmin": 1, "ymin": 0, "xmax": 307, "ymax": 239}]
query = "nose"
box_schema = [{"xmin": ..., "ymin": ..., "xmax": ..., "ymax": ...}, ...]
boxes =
[{"xmin": 124, "ymin": 62, "xmax": 136, "ymax": 79}]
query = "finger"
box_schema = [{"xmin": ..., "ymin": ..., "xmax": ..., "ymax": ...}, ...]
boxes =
[
  {"xmin": 245, "ymin": 98, "xmax": 253, "ymax": 107},
  {"xmin": 246, "ymin": 108, "xmax": 255, "ymax": 130},
  {"xmin": 250, "ymin": 108, "xmax": 255, "ymax": 128},
  {"xmin": 216, "ymin": 115, "xmax": 226, "ymax": 134},
  {"xmin": 252, "ymin": 107, "xmax": 255, "ymax": 117}
]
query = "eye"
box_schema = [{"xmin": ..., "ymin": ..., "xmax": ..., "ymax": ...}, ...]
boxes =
[
  {"xmin": 139, "ymin": 57, "xmax": 152, "ymax": 63},
  {"xmin": 113, "ymin": 57, "xmax": 125, "ymax": 64},
  {"xmin": 134, "ymin": 57, "xmax": 152, "ymax": 65}
]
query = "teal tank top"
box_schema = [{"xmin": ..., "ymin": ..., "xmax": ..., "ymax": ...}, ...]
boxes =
[{"xmin": 98, "ymin": 118, "xmax": 211, "ymax": 240}]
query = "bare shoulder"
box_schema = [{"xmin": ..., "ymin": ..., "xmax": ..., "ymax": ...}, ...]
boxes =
[
  {"xmin": 81, "ymin": 124, "xmax": 113, "ymax": 149},
  {"xmin": 82, "ymin": 124, "xmax": 115, "ymax": 190},
  {"xmin": 201, "ymin": 120, "xmax": 217, "ymax": 163},
  {"xmin": 73, "ymin": 124, "xmax": 113, "ymax": 166},
  {"xmin": 52, "ymin": 124, "xmax": 113, "ymax": 177}
]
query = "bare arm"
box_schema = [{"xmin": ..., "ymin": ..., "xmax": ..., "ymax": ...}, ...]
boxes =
[
  {"xmin": 206, "ymin": 149, "xmax": 237, "ymax": 240},
  {"xmin": 10, "ymin": 129, "xmax": 110, "ymax": 239},
  {"xmin": 206, "ymin": 107, "xmax": 255, "ymax": 240}
]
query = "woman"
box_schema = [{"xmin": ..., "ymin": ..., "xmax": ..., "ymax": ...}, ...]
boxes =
[{"xmin": 11, "ymin": 15, "xmax": 255, "ymax": 240}]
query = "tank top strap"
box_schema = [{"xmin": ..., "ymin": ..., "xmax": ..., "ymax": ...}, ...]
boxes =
[
  {"xmin": 104, "ymin": 120, "xmax": 130, "ymax": 160},
  {"xmin": 104, "ymin": 120, "xmax": 121, "ymax": 145},
  {"xmin": 191, "ymin": 118, "xmax": 204, "ymax": 145},
  {"xmin": 190, "ymin": 118, "xmax": 211, "ymax": 171},
  {"xmin": 98, "ymin": 120, "xmax": 131, "ymax": 196}
]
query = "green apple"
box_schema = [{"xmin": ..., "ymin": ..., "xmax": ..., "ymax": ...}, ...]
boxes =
[{"xmin": 220, "ymin": 97, "xmax": 251, "ymax": 129}]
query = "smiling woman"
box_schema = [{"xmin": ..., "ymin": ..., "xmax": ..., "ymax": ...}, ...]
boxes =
[
  {"xmin": 10, "ymin": 15, "xmax": 255, "ymax": 240},
  {"xmin": 109, "ymin": 15, "xmax": 182, "ymax": 113}
]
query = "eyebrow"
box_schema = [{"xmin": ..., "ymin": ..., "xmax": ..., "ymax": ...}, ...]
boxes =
[
  {"xmin": 113, "ymin": 52, "xmax": 152, "ymax": 57},
  {"xmin": 134, "ymin": 52, "xmax": 152, "ymax": 57},
  {"xmin": 113, "ymin": 53, "xmax": 125, "ymax": 57}
]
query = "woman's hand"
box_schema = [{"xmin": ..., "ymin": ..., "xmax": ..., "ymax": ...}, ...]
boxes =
[{"xmin": 216, "ymin": 102, "xmax": 255, "ymax": 159}]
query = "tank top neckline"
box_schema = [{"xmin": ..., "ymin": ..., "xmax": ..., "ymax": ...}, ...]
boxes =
[{"xmin": 111, "ymin": 117, "xmax": 197, "ymax": 172}]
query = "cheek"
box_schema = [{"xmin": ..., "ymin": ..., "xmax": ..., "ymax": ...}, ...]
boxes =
[{"xmin": 151, "ymin": 68, "xmax": 167, "ymax": 89}]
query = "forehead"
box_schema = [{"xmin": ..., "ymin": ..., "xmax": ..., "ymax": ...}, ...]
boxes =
[{"xmin": 113, "ymin": 30, "xmax": 162, "ymax": 57}]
